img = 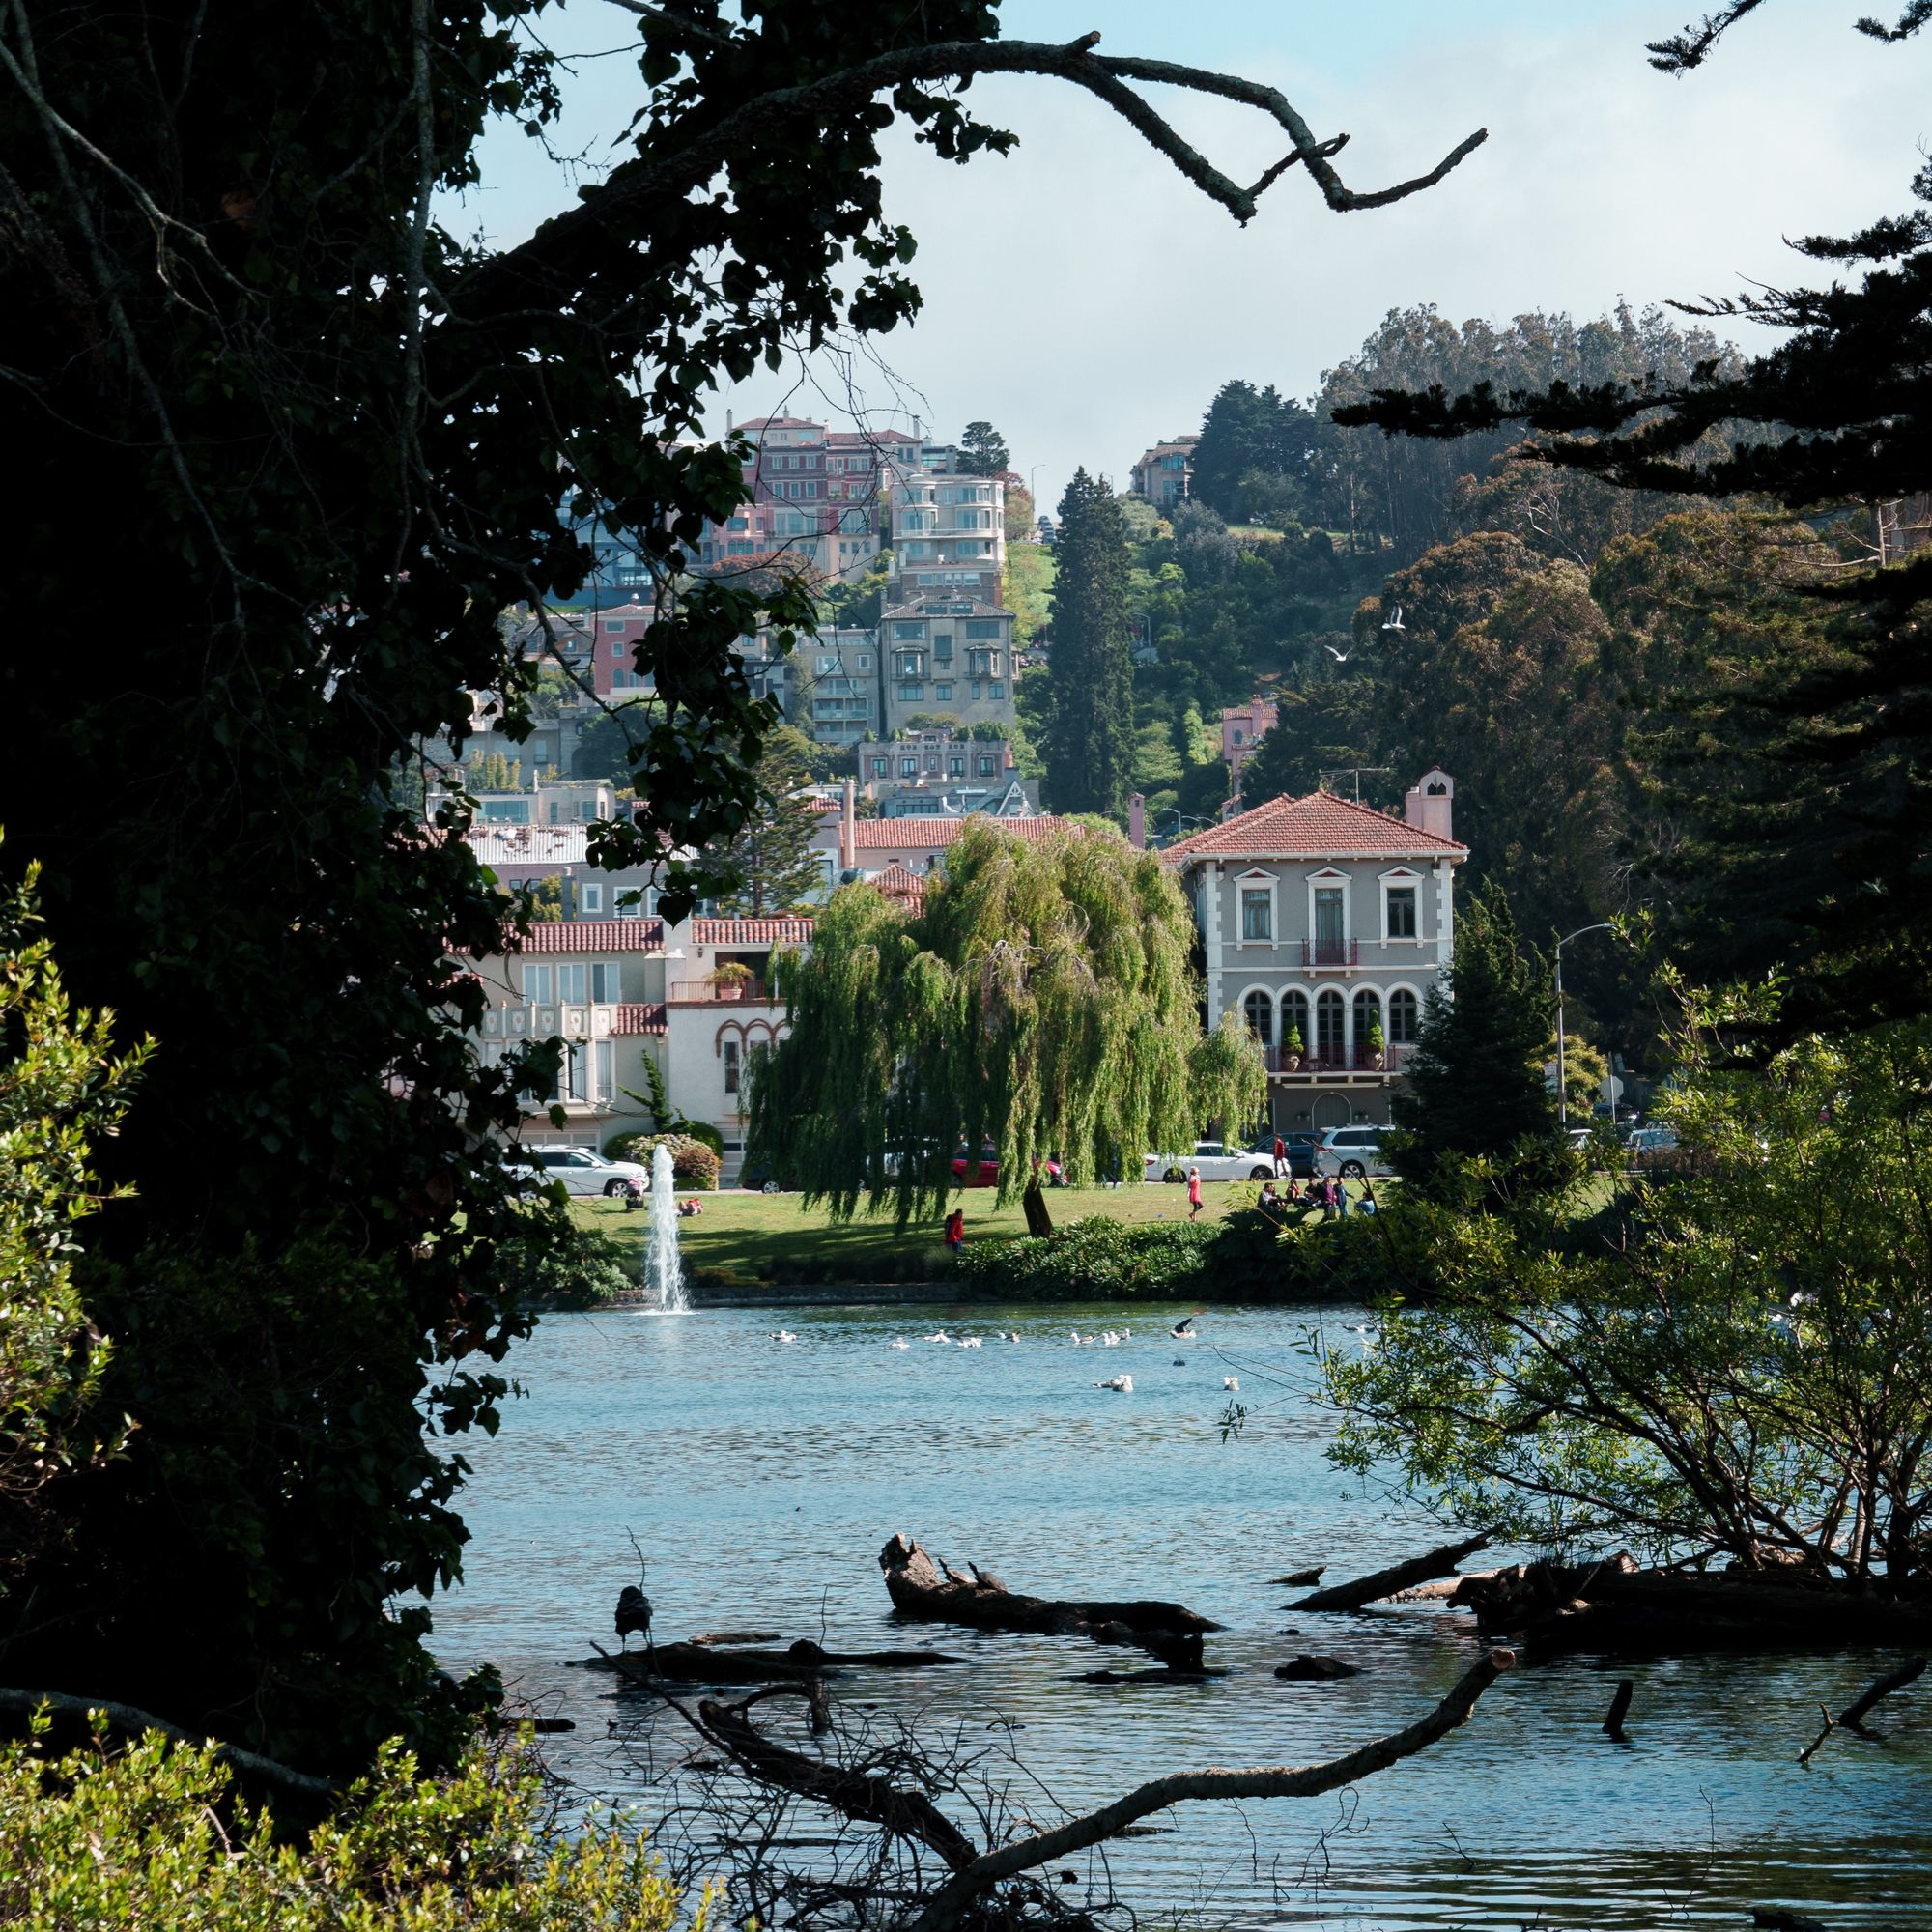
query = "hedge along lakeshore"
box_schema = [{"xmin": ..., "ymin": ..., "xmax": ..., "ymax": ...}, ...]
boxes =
[{"xmin": 565, "ymin": 1182, "xmax": 1403, "ymax": 1297}]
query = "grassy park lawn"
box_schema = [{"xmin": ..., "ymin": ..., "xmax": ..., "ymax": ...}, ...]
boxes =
[{"xmin": 569, "ymin": 1179, "xmax": 1260, "ymax": 1286}]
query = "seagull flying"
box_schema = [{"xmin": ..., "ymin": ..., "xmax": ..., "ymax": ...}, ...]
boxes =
[{"xmin": 1381, "ymin": 605, "xmax": 1406, "ymax": 631}]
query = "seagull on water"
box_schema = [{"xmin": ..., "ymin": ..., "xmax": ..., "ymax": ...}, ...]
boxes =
[
  {"xmin": 959, "ymin": 1336, "xmax": 982, "ymax": 1349},
  {"xmin": 1094, "ymin": 1374, "xmax": 1133, "ymax": 1393},
  {"xmin": 771, "ymin": 1329, "xmax": 798, "ymax": 1343},
  {"xmin": 889, "ymin": 1338, "xmax": 910, "ymax": 1350},
  {"xmin": 925, "ymin": 1330, "xmax": 951, "ymax": 1345},
  {"xmin": 1224, "ymin": 1376, "xmax": 1240, "ymax": 1392}
]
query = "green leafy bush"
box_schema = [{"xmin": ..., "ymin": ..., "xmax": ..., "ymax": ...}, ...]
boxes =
[
  {"xmin": 494, "ymin": 1211, "xmax": 634, "ymax": 1308},
  {"xmin": 1, "ymin": 1719, "xmax": 688, "ymax": 1930},
  {"xmin": 605, "ymin": 1133, "xmax": 720, "ymax": 1190}
]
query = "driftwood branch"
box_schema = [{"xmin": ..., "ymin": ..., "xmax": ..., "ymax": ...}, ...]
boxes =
[
  {"xmin": 583, "ymin": 1635, "xmax": 963, "ymax": 1684},
  {"xmin": 1799, "ymin": 1654, "xmax": 1926, "ymax": 1765},
  {"xmin": 1288, "ymin": 1534, "xmax": 1492, "ymax": 1611},
  {"xmin": 462, "ymin": 33, "xmax": 1486, "ymax": 311},
  {"xmin": 0, "ymin": 1687, "xmax": 337, "ymax": 1802},
  {"xmin": 880, "ymin": 1534, "xmax": 1218, "ymax": 1666},
  {"xmin": 904, "ymin": 1649, "xmax": 1516, "ymax": 1932}
]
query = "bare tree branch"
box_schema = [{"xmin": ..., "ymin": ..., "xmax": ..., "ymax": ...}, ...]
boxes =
[{"xmin": 460, "ymin": 32, "xmax": 1486, "ymax": 312}]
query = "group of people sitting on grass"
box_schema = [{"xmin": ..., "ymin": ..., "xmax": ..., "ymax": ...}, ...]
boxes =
[{"xmin": 1254, "ymin": 1174, "xmax": 1375, "ymax": 1227}]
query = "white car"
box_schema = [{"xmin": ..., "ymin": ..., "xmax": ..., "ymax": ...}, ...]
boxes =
[
  {"xmin": 1145, "ymin": 1140, "xmax": 1277, "ymax": 1184},
  {"xmin": 515, "ymin": 1147, "xmax": 651, "ymax": 1197},
  {"xmin": 1314, "ymin": 1125, "xmax": 1396, "ymax": 1179}
]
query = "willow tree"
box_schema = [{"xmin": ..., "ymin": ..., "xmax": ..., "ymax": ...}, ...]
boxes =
[{"xmin": 748, "ymin": 823, "xmax": 1264, "ymax": 1229}]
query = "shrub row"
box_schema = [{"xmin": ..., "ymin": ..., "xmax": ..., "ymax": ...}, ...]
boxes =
[{"xmin": 603, "ymin": 1131, "xmax": 721, "ymax": 1190}]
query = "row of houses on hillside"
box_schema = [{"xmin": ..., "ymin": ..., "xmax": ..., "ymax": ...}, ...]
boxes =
[{"xmin": 463, "ymin": 767, "xmax": 1467, "ymax": 1161}]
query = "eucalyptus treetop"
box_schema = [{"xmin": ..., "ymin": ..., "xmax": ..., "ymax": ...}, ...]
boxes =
[{"xmin": 748, "ymin": 823, "xmax": 1264, "ymax": 1224}]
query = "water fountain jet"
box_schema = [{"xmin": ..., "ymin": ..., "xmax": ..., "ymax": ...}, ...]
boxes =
[{"xmin": 644, "ymin": 1142, "xmax": 687, "ymax": 1311}]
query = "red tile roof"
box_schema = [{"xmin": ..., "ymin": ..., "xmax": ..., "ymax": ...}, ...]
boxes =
[
  {"xmin": 691, "ymin": 917, "xmax": 816, "ymax": 945},
  {"xmin": 872, "ymin": 862, "xmax": 927, "ymax": 906},
  {"xmin": 848, "ymin": 814, "xmax": 1098, "ymax": 851},
  {"xmin": 1161, "ymin": 792, "xmax": 1466, "ymax": 861},
  {"xmin": 611, "ymin": 1003, "xmax": 667, "ymax": 1036},
  {"xmin": 510, "ymin": 919, "xmax": 666, "ymax": 952}
]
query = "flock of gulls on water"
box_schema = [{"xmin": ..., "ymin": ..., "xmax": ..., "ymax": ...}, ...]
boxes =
[{"xmin": 765, "ymin": 1314, "xmax": 1252, "ymax": 1398}]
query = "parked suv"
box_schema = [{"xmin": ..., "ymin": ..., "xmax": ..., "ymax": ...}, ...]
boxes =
[
  {"xmin": 513, "ymin": 1146, "xmax": 651, "ymax": 1197},
  {"xmin": 1248, "ymin": 1130, "xmax": 1319, "ymax": 1179},
  {"xmin": 1315, "ymin": 1125, "xmax": 1395, "ymax": 1180}
]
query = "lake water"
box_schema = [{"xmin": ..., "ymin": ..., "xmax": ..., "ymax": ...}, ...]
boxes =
[{"xmin": 435, "ymin": 1302, "xmax": 1932, "ymax": 1930}]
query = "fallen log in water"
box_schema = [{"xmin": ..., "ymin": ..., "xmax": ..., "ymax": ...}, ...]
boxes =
[
  {"xmin": 1456, "ymin": 1559, "xmax": 1932, "ymax": 1654},
  {"xmin": 1286, "ymin": 1534, "xmax": 1492, "ymax": 1612},
  {"xmin": 577, "ymin": 1635, "xmax": 965, "ymax": 1684},
  {"xmin": 880, "ymin": 1533, "xmax": 1221, "ymax": 1667},
  {"xmin": 1799, "ymin": 1654, "xmax": 1927, "ymax": 1766}
]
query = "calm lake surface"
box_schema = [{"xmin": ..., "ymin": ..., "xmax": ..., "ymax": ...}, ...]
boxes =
[{"xmin": 435, "ymin": 1302, "xmax": 1932, "ymax": 1930}]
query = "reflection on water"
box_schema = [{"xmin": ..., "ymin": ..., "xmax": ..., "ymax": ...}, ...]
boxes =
[{"xmin": 434, "ymin": 1303, "xmax": 1932, "ymax": 1928}]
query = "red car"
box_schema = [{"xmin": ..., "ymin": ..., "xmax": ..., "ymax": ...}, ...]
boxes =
[{"xmin": 951, "ymin": 1143, "xmax": 999, "ymax": 1187}]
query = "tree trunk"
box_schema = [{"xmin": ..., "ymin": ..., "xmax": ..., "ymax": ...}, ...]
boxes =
[
  {"xmin": 1022, "ymin": 1181, "xmax": 1053, "ymax": 1238},
  {"xmin": 1287, "ymin": 1534, "xmax": 1492, "ymax": 1611}
]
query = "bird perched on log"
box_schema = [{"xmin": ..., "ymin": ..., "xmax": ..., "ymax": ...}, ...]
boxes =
[{"xmin": 615, "ymin": 1584, "xmax": 654, "ymax": 1647}]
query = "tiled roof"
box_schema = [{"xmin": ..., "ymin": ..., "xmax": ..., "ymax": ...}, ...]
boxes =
[
  {"xmin": 611, "ymin": 1003, "xmax": 667, "ymax": 1036},
  {"xmin": 691, "ymin": 916, "xmax": 816, "ymax": 945},
  {"xmin": 847, "ymin": 814, "xmax": 1095, "ymax": 851},
  {"xmin": 880, "ymin": 596, "xmax": 1012, "ymax": 620},
  {"xmin": 872, "ymin": 862, "xmax": 926, "ymax": 905},
  {"xmin": 510, "ymin": 919, "xmax": 666, "ymax": 952},
  {"xmin": 1161, "ymin": 791, "xmax": 1466, "ymax": 861},
  {"xmin": 737, "ymin": 415, "xmax": 819, "ymax": 432}
]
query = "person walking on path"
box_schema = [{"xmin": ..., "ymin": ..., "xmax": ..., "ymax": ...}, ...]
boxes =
[
  {"xmin": 1186, "ymin": 1164, "xmax": 1204, "ymax": 1220},
  {"xmin": 1272, "ymin": 1133, "xmax": 1288, "ymax": 1179},
  {"xmin": 945, "ymin": 1208, "xmax": 965, "ymax": 1251}
]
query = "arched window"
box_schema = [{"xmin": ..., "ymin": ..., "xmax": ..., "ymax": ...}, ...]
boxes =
[
  {"xmin": 1281, "ymin": 990, "xmax": 1310, "ymax": 1055},
  {"xmin": 1352, "ymin": 989, "xmax": 1380, "ymax": 1057},
  {"xmin": 1315, "ymin": 989, "xmax": 1346, "ymax": 1062},
  {"xmin": 1242, "ymin": 990, "xmax": 1274, "ymax": 1046},
  {"xmin": 1387, "ymin": 988, "xmax": 1420, "ymax": 1045}
]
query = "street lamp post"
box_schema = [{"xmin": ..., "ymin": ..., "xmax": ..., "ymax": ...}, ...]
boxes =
[{"xmin": 1554, "ymin": 923, "xmax": 1615, "ymax": 1125}]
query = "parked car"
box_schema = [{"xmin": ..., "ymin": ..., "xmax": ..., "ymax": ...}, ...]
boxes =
[
  {"xmin": 1626, "ymin": 1124, "xmax": 1681, "ymax": 1169},
  {"xmin": 513, "ymin": 1146, "xmax": 651, "ymax": 1197},
  {"xmin": 952, "ymin": 1142, "xmax": 999, "ymax": 1187},
  {"xmin": 1314, "ymin": 1125, "xmax": 1396, "ymax": 1180},
  {"xmin": 1145, "ymin": 1140, "xmax": 1276, "ymax": 1184},
  {"xmin": 737, "ymin": 1153, "xmax": 793, "ymax": 1194},
  {"xmin": 1248, "ymin": 1130, "xmax": 1320, "ymax": 1179}
]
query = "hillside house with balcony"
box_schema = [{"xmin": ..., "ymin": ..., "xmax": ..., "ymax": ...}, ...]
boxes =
[
  {"xmin": 465, "ymin": 913, "xmax": 813, "ymax": 1168},
  {"xmin": 1162, "ymin": 770, "xmax": 1465, "ymax": 1134}
]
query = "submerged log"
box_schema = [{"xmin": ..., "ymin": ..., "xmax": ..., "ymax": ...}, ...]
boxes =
[
  {"xmin": 879, "ymin": 1534, "xmax": 1221, "ymax": 1667},
  {"xmin": 1268, "ymin": 1566, "xmax": 1325, "ymax": 1587},
  {"xmin": 1799, "ymin": 1654, "xmax": 1926, "ymax": 1765},
  {"xmin": 579, "ymin": 1635, "xmax": 965, "ymax": 1684},
  {"xmin": 1603, "ymin": 1678, "xmax": 1634, "ymax": 1740},
  {"xmin": 1287, "ymin": 1534, "xmax": 1492, "ymax": 1612},
  {"xmin": 1275, "ymin": 1655, "xmax": 1361, "ymax": 1681}
]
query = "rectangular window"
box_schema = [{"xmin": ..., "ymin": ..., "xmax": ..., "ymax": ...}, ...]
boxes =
[
  {"xmin": 1315, "ymin": 887, "xmax": 1346, "ymax": 954},
  {"xmin": 871, "ymin": 757, "xmax": 889, "ymax": 777},
  {"xmin": 987, "ymin": 681, "xmax": 1004, "ymax": 699},
  {"xmin": 1386, "ymin": 887, "xmax": 1417, "ymax": 939},
  {"xmin": 978, "ymin": 754, "xmax": 997, "ymax": 776},
  {"xmin": 556, "ymin": 962, "xmax": 588, "ymax": 1005},
  {"xmin": 579, "ymin": 882, "xmax": 604, "ymax": 916},
  {"xmin": 1241, "ymin": 889, "xmax": 1272, "ymax": 941},
  {"xmin": 723, "ymin": 1038, "xmax": 741, "ymax": 1095},
  {"xmin": 894, "ymin": 622, "xmax": 924, "ymax": 639},
  {"xmin": 857, "ymin": 654, "xmax": 871, "ymax": 670},
  {"xmin": 593, "ymin": 1040, "xmax": 614, "ymax": 1104},
  {"xmin": 603, "ymin": 619, "xmax": 627, "ymax": 634},
  {"xmin": 590, "ymin": 960, "xmax": 618, "ymax": 1002},
  {"xmin": 898, "ymin": 683, "xmax": 923, "ymax": 701},
  {"xmin": 948, "ymin": 757, "xmax": 965, "ymax": 777},
  {"xmin": 522, "ymin": 963, "xmax": 553, "ymax": 1004},
  {"xmin": 900, "ymin": 757, "xmax": 918, "ymax": 778}
]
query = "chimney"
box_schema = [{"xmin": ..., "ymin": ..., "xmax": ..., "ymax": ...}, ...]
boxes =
[
  {"xmin": 1128, "ymin": 792, "xmax": 1147, "ymax": 850},
  {"xmin": 840, "ymin": 776, "xmax": 857, "ymax": 875},
  {"xmin": 1404, "ymin": 768, "xmax": 1455, "ymax": 842},
  {"xmin": 726, "ymin": 407, "xmax": 734, "ymax": 432}
]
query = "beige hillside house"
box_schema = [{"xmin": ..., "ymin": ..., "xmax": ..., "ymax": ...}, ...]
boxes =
[{"xmin": 1161, "ymin": 770, "xmax": 1465, "ymax": 1134}]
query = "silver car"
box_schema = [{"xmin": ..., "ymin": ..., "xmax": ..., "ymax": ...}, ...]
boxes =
[
  {"xmin": 1145, "ymin": 1140, "xmax": 1277, "ymax": 1184},
  {"xmin": 517, "ymin": 1146, "xmax": 651, "ymax": 1197},
  {"xmin": 1314, "ymin": 1125, "xmax": 1396, "ymax": 1179}
]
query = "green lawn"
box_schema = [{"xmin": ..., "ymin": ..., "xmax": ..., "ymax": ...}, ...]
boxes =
[{"xmin": 571, "ymin": 1179, "xmax": 1268, "ymax": 1286}]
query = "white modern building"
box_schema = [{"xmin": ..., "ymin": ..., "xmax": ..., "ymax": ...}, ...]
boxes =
[{"xmin": 1162, "ymin": 770, "xmax": 1466, "ymax": 1133}]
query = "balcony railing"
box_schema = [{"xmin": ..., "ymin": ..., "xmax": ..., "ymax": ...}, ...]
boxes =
[
  {"xmin": 1299, "ymin": 938, "xmax": 1360, "ymax": 969},
  {"xmin": 668, "ymin": 978, "xmax": 773, "ymax": 1004},
  {"xmin": 1259, "ymin": 1042, "xmax": 1407, "ymax": 1075}
]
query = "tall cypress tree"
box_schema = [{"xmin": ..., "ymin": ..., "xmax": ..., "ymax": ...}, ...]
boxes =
[
  {"xmin": 1390, "ymin": 880, "xmax": 1557, "ymax": 1193},
  {"xmin": 1046, "ymin": 469, "xmax": 1135, "ymax": 818}
]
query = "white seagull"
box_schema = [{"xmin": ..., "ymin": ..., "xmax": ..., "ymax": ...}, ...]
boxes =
[
  {"xmin": 889, "ymin": 1338, "xmax": 910, "ymax": 1350},
  {"xmin": 958, "ymin": 1336, "xmax": 982, "ymax": 1349},
  {"xmin": 925, "ymin": 1330, "xmax": 952, "ymax": 1345},
  {"xmin": 1223, "ymin": 1376, "xmax": 1240, "ymax": 1392},
  {"xmin": 1381, "ymin": 605, "xmax": 1406, "ymax": 631},
  {"xmin": 1094, "ymin": 1374, "xmax": 1133, "ymax": 1393},
  {"xmin": 772, "ymin": 1330, "xmax": 797, "ymax": 1344}
]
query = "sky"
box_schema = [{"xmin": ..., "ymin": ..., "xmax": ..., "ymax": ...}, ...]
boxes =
[{"xmin": 447, "ymin": 2, "xmax": 1929, "ymax": 507}]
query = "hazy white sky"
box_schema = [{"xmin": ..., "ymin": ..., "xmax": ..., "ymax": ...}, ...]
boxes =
[{"xmin": 449, "ymin": 2, "xmax": 1928, "ymax": 507}]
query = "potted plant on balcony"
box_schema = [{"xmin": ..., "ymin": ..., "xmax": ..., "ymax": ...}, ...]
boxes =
[
  {"xmin": 709, "ymin": 960, "xmax": 754, "ymax": 1001},
  {"xmin": 1281, "ymin": 1023, "xmax": 1303, "ymax": 1073},
  {"xmin": 1366, "ymin": 1015, "xmax": 1386, "ymax": 1069}
]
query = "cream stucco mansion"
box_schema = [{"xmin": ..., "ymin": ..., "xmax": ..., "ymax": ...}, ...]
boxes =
[{"xmin": 1163, "ymin": 769, "xmax": 1465, "ymax": 1134}]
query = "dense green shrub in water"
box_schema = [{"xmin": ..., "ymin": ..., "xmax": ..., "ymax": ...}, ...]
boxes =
[{"xmin": 2, "ymin": 1717, "xmax": 690, "ymax": 1930}]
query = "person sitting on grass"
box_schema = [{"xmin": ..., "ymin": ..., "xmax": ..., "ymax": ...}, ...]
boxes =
[{"xmin": 677, "ymin": 1196, "xmax": 704, "ymax": 1217}]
